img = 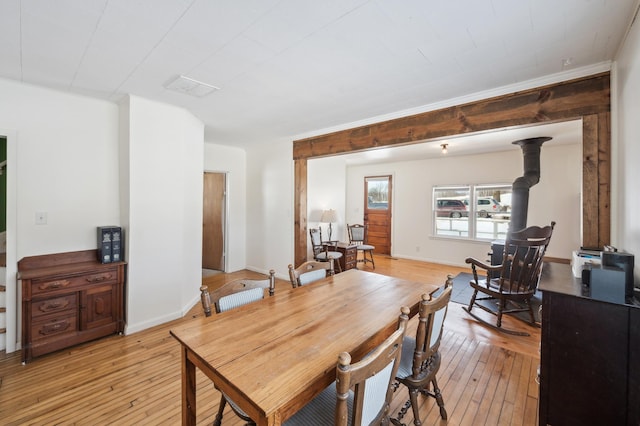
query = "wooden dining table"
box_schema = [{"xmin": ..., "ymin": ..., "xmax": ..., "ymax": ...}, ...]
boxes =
[{"xmin": 170, "ymin": 269, "xmax": 439, "ymax": 425}]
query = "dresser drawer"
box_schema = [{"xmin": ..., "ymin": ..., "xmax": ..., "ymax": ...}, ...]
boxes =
[
  {"xmin": 31, "ymin": 294, "xmax": 77, "ymax": 319},
  {"xmin": 31, "ymin": 268, "xmax": 118, "ymax": 295},
  {"xmin": 32, "ymin": 314, "xmax": 77, "ymax": 340}
]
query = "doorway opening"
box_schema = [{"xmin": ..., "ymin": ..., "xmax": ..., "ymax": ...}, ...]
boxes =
[{"xmin": 202, "ymin": 172, "xmax": 227, "ymax": 277}]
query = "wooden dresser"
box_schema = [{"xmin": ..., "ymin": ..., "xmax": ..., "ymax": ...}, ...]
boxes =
[{"xmin": 18, "ymin": 250, "xmax": 126, "ymax": 363}]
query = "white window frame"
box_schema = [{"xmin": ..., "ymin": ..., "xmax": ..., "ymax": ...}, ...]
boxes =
[{"xmin": 433, "ymin": 184, "xmax": 512, "ymax": 241}]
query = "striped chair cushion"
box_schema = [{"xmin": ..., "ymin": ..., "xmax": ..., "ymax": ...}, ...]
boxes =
[
  {"xmin": 298, "ymin": 269, "xmax": 327, "ymax": 286},
  {"xmin": 218, "ymin": 287, "xmax": 264, "ymax": 312},
  {"xmin": 283, "ymin": 384, "xmax": 352, "ymax": 425}
]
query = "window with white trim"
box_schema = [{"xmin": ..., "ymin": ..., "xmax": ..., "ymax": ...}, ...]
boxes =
[{"xmin": 433, "ymin": 184, "xmax": 512, "ymax": 240}]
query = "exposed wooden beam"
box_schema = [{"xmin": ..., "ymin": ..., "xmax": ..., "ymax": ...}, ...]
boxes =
[{"xmin": 293, "ymin": 72, "xmax": 611, "ymax": 264}]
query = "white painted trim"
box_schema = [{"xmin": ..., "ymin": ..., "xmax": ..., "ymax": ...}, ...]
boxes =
[{"xmin": 1, "ymin": 128, "xmax": 18, "ymax": 353}]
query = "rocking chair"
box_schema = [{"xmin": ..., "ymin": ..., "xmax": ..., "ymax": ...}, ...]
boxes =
[{"xmin": 463, "ymin": 221, "xmax": 555, "ymax": 336}]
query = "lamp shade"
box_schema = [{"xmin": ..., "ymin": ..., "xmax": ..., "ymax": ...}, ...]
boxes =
[{"xmin": 321, "ymin": 209, "xmax": 338, "ymax": 223}]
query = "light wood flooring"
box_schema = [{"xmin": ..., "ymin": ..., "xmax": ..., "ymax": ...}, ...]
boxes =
[{"xmin": 0, "ymin": 255, "xmax": 541, "ymax": 425}]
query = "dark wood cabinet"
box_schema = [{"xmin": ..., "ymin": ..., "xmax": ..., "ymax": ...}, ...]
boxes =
[
  {"xmin": 538, "ymin": 263, "xmax": 639, "ymax": 425},
  {"xmin": 18, "ymin": 250, "xmax": 126, "ymax": 363},
  {"xmin": 334, "ymin": 242, "xmax": 358, "ymax": 272}
]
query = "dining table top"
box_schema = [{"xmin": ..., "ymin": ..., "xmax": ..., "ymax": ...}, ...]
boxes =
[{"xmin": 170, "ymin": 268, "xmax": 440, "ymax": 425}]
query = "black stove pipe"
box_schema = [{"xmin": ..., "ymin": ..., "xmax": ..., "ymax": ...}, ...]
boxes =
[{"xmin": 508, "ymin": 136, "xmax": 552, "ymax": 235}]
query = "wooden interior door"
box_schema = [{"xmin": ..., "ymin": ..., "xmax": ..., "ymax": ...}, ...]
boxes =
[
  {"xmin": 202, "ymin": 172, "xmax": 226, "ymax": 271},
  {"xmin": 364, "ymin": 175, "xmax": 392, "ymax": 255}
]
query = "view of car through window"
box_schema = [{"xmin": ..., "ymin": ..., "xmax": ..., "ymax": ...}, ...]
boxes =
[{"xmin": 433, "ymin": 185, "xmax": 512, "ymax": 240}]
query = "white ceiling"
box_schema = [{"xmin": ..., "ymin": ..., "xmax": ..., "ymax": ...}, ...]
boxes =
[{"xmin": 0, "ymin": 0, "xmax": 637, "ymax": 151}]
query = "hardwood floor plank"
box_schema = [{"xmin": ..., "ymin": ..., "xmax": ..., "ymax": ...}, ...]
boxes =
[
  {"xmin": 0, "ymin": 256, "xmax": 541, "ymax": 425},
  {"xmin": 486, "ymin": 349, "xmax": 516, "ymax": 423},
  {"xmin": 511, "ymin": 354, "xmax": 534, "ymax": 425}
]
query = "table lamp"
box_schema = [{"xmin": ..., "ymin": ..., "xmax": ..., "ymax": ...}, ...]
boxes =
[{"xmin": 321, "ymin": 209, "xmax": 338, "ymax": 241}]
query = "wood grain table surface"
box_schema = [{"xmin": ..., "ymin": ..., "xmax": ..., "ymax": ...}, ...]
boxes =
[{"xmin": 170, "ymin": 269, "xmax": 438, "ymax": 425}]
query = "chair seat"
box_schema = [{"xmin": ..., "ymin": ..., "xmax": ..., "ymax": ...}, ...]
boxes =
[
  {"xmin": 316, "ymin": 251, "xmax": 343, "ymax": 261},
  {"xmin": 221, "ymin": 390, "xmax": 251, "ymax": 418},
  {"xmin": 476, "ymin": 279, "xmax": 535, "ymax": 296},
  {"xmin": 284, "ymin": 384, "xmax": 354, "ymax": 425},
  {"xmin": 357, "ymin": 244, "xmax": 375, "ymax": 250}
]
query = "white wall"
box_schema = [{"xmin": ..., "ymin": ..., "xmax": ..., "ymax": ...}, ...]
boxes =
[
  {"xmin": 245, "ymin": 140, "xmax": 294, "ymax": 277},
  {"xmin": 345, "ymin": 142, "xmax": 581, "ymax": 267},
  {"xmin": 0, "ymin": 79, "xmax": 121, "ymax": 257},
  {"xmin": 0, "ymin": 78, "xmax": 120, "ymax": 352},
  {"xmin": 614, "ymin": 15, "xmax": 640, "ymax": 284},
  {"xmin": 308, "ymin": 156, "xmax": 347, "ymax": 257},
  {"xmin": 121, "ymin": 96, "xmax": 204, "ymax": 334},
  {"xmin": 203, "ymin": 143, "xmax": 247, "ymax": 272}
]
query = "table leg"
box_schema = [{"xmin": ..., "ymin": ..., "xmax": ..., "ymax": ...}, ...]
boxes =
[{"xmin": 181, "ymin": 346, "xmax": 196, "ymax": 425}]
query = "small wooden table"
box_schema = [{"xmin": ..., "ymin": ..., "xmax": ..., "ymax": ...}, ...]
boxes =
[
  {"xmin": 333, "ymin": 242, "xmax": 358, "ymax": 271},
  {"xmin": 170, "ymin": 269, "xmax": 436, "ymax": 425}
]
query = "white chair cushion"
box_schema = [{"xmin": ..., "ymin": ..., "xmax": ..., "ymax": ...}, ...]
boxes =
[
  {"xmin": 429, "ymin": 307, "xmax": 446, "ymax": 350},
  {"xmin": 357, "ymin": 244, "xmax": 375, "ymax": 250},
  {"xmin": 361, "ymin": 360, "xmax": 394, "ymax": 425}
]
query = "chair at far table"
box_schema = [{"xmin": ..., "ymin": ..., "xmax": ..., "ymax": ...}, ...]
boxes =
[
  {"xmin": 464, "ymin": 221, "xmax": 555, "ymax": 336},
  {"xmin": 392, "ymin": 275, "xmax": 453, "ymax": 425},
  {"xmin": 199, "ymin": 269, "xmax": 276, "ymax": 426},
  {"xmin": 284, "ymin": 306, "xmax": 410, "ymax": 426},
  {"xmin": 310, "ymin": 227, "xmax": 343, "ymax": 273},
  {"xmin": 348, "ymin": 223, "xmax": 375, "ymax": 269},
  {"xmin": 288, "ymin": 259, "xmax": 334, "ymax": 288}
]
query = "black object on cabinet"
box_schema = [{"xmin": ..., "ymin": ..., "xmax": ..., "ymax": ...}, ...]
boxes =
[{"xmin": 97, "ymin": 226, "xmax": 123, "ymax": 264}]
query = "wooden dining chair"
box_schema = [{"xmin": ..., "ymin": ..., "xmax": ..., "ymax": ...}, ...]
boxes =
[
  {"xmin": 310, "ymin": 227, "xmax": 343, "ymax": 273},
  {"xmin": 392, "ymin": 275, "xmax": 453, "ymax": 425},
  {"xmin": 200, "ymin": 269, "xmax": 276, "ymax": 316},
  {"xmin": 284, "ymin": 306, "xmax": 410, "ymax": 426},
  {"xmin": 199, "ymin": 269, "xmax": 275, "ymax": 426},
  {"xmin": 347, "ymin": 223, "xmax": 375, "ymax": 269},
  {"xmin": 288, "ymin": 259, "xmax": 334, "ymax": 288},
  {"xmin": 464, "ymin": 221, "xmax": 555, "ymax": 335}
]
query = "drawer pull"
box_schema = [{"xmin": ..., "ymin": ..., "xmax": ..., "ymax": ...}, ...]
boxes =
[
  {"xmin": 39, "ymin": 320, "xmax": 71, "ymax": 335},
  {"xmin": 39, "ymin": 280, "xmax": 70, "ymax": 290},
  {"xmin": 86, "ymin": 273, "xmax": 112, "ymax": 283},
  {"xmin": 39, "ymin": 299, "xmax": 70, "ymax": 312}
]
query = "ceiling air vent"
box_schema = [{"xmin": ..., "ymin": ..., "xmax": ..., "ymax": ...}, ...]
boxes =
[{"xmin": 165, "ymin": 75, "xmax": 220, "ymax": 98}]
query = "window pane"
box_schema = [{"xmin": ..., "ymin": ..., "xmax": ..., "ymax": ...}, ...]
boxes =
[
  {"xmin": 366, "ymin": 177, "xmax": 389, "ymax": 210},
  {"xmin": 433, "ymin": 186, "xmax": 470, "ymax": 237},
  {"xmin": 473, "ymin": 185, "xmax": 512, "ymax": 240}
]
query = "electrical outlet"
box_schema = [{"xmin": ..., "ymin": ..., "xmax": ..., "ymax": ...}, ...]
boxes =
[{"xmin": 35, "ymin": 211, "xmax": 47, "ymax": 225}]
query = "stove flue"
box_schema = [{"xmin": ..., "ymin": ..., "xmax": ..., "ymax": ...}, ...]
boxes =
[{"xmin": 508, "ymin": 136, "xmax": 552, "ymax": 236}]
